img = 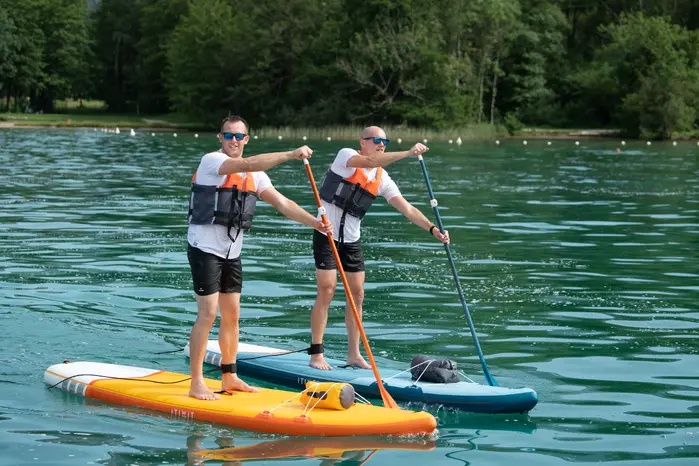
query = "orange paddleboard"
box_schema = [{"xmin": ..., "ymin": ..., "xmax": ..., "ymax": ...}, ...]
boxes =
[{"xmin": 44, "ymin": 361, "xmax": 437, "ymax": 437}]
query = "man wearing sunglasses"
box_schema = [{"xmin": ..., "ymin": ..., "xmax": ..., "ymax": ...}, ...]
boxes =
[
  {"xmin": 187, "ymin": 115, "xmax": 333, "ymax": 400},
  {"xmin": 309, "ymin": 126, "xmax": 450, "ymax": 370}
]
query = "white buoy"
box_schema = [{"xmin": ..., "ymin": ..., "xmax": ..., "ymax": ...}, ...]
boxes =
[
  {"xmin": 278, "ymin": 135, "xmax": 283, "ymax": 140},
  {"xmin": 575, "ymin": 141, "xmax": 580, "ymax": 146},
  {"xmin": 672, "ymin": 141, "xmax": 677, "ymax": 146},
  {"xmin": 254, "ymin": 135, "xmax": 258, "ymax": 139},
  {"xmin": 456, "ymin": 137, "xmax": 462, "ymax": 145},
  {"xmin": 115, "ymin": 127, "xmax": 120, "ymax": 134},
  {"xmin": 302, "ymin": 136, "xmax": 307, "ymax": 141},
  {"xmin": 194, "ymin": 133, "xmax": 199, "ymax": 138},
  {"xmin": 327, "ymin": 137, "xmax": 332, "ymax": 141},
  {"xmin": 621, "ymin": 141, "xmax": 626, "ymax": 145},
  {"xmin": 397, "ymin": 138, "xmax": 402, "ymax": 144},
  {"xmin": 495, "ymin": 140, "xmax": 500, "ymax": 145},
  {"xmin": 423, "ymin": 138, "xmax": 428, "ymax": 143},
  {"xmin": 129, "ymin": 128, "xmax": 135, "ymax": 136},
  {"xmin": 151, "ymin": 132, "xmax": 155, "ymax": 136},
  {"xmin": 646, "ymin": 141, "xmax": 651, "ymax": 146},
  {"xmin": 448, "ymin": 139, "xmax": 453, "ymax": 144},
  {"xmin": 523, "ymin": 140, "xmax": 527, "ymax": 145},
  {"xmin": 547, "ymin": 141, "xmax": 551, "ymax": 145},
  {"xmin": 173, "ymin": 133, "xmax": 178, "ymax": 138}
]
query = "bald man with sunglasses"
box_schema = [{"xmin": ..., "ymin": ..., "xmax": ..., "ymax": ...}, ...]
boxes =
[
  {"xmin": 187, "ymin": 115, "xmax": 332, "ymax": 400},
  {"xmin": 309, "ymin": 126, "xmax": 450, "ymax": 370}
]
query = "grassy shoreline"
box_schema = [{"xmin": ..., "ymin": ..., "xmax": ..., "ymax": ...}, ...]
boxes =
[
  {"xmin": 1, "ymin": 112, "xmax": 506, "ymax": 140},
  {"xmin": 1, "ymin": 111, "xmax": 644, "ymax": 141},
  {"xmin": 0, "ymin": 112, "xmax": 198, "ymax": 130}
]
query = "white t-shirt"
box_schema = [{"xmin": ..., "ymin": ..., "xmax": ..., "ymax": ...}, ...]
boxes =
[
  {"xmin": 187, "ymin": 150, "xmax": 272, "ymax": 259},
  {"xmin": 320, "ymin": 148, "xmax": 401, "ymax": 243}
]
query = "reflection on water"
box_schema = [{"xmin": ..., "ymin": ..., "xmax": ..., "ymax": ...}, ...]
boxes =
[
  {"xmin": 191, "ymin": 435, "xmax": 436, "ymax": 465},
  {"xmin": 12, "ymin": 429, "xmax": 436, "ymax": 466},
  {"xmin": 1, "ymin": 130, "xmax": 698, "ymax": 464}
]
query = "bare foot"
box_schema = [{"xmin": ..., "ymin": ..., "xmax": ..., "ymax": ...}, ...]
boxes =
[
  {"xmin": 189, "ymin": 381, "xmax": 219, "ymax": 400},
  {"xmin": 346, "ymin": 356, "xmax": 371, "ymax": 369},
  {"xmin": 309, "ymin": 354, "xmax": 333, "ymax": 371},
  {"xmin": 222, "ymin": 373, "xmax": 259, "ymax": 393}
]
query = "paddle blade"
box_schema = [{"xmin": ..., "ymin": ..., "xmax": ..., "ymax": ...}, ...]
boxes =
[
  {"xmin": 380, "ymin": 386, "xmax": 400, "ymax": 409},
  {"xmin": 484, "ymin": 371, "xmax": 499, "ymax": 387}
]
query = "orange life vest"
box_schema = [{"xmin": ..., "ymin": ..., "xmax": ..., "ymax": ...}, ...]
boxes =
[
  {"xmin": 319, "ymin": 166, "xmax": 383, "ymax": 220},
  {"xmin": 188, "ymin": 171, "xmax": 257, "ymax": 233}
]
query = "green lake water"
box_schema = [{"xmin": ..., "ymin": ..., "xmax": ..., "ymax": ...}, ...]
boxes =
[{"xmin": 0, "ymin": 129, "xmax": 698, "ymax": 465}]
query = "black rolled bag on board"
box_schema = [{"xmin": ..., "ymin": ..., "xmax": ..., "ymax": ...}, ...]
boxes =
[{"xmin": 410, "ymin": 355, "xmax": 461, "ymax": 384}]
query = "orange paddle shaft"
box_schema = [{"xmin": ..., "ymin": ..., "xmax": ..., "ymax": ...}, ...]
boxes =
[{"xmin": 303, "ymin": 159, "xmax": 399, "ymax": 409}]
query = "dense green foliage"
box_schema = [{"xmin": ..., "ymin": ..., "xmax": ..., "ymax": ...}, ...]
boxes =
[{"xmin": 2, "ymin": 0, "xmax": 699, "ymax": 138}]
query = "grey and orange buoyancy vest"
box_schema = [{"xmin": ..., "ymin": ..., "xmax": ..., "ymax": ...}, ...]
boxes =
[
  {"xmin": 188, "ymin": 171, "xmax": 257, "ymax": 240},
  {"xmin": 319, "ymin": 166, "xmax": 383, "ymax": 242}
]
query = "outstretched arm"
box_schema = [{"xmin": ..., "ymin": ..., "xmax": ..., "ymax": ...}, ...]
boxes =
[
  {"xmin": 347, "ymin": 143, "xmax": 429, "ymax": 169},
  {"xmin": 388, "ymin": 195, "xmax": 450, "ymax": 243},
  {"xmin": 218, "ymin": 146, "xmax": 312, "ymax": 175},
  {"xmin": 258, "ymin": 187, "xmax": 333, "ymax": 234}
]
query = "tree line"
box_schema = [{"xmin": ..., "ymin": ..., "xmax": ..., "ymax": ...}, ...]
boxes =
[{"xmin": 2, "ymin": 0, "xmax": 699, "ymax": 138}]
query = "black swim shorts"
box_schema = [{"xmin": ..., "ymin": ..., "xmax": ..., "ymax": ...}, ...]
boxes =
[
  {"xmin": 312, "ymin": 230, "xmax": 365, "ymax": 272},
  {"xmin": 187, "ymin": 244, "xmax": 243, "ymax": 295}
]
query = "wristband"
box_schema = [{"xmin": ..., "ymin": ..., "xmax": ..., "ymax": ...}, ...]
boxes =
[{"xmin": 429, "ymin": 225, "xmax": 437, "ymax": 236}]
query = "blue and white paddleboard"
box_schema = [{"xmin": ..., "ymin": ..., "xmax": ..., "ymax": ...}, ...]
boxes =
[{"xmin": 184, "ymin": 341, "xmax": 538, "ymax": 414}]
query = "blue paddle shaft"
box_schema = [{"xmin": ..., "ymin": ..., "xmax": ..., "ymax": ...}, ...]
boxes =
[{"xmin": 417, "ymin": 155, "xmax": 498, "ymax": 387}]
